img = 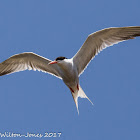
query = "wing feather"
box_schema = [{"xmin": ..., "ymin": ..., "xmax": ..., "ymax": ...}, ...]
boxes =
[
  {"xmin": 73, "ymin": 26, "xmax": 140, "ymax": 75},
  {"xmin": 0, "ymin": 52, "xmax": 62, "ymax": 79}
]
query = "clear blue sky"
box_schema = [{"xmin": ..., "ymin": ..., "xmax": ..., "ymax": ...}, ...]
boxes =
[{"xmin": 0, "ymin": 0, "xmax": 140, "ymax": 140}]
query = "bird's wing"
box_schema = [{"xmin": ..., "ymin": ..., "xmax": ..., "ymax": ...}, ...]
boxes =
[
  {"xmin": 0, "ymin": 52, "xmax": 62, "ymax": 79},
  {"xmin": 73, "ymin": 26, "xmax": 140, "ymax": 75}
]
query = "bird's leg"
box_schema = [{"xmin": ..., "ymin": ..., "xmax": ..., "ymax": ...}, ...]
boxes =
[
  {"xmin": 69, "ymin": 84, "xmax": 79, "ymax": 93},
  {"xmin": 69, "ymin": 87, "xmax": 74, "ymax": 93},
  {"xmin": 77, "ymin": 84, "xmax": 79, "ymax": 90}
]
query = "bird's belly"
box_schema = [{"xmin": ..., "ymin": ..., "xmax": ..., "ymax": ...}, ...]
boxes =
[
  {"xmin": 60, "ymin": 69, "xmax": 78, "ymax": 88},
  {"xmin": 62, "ymin": 71, "xmax": 77, "ymax": 83},
  {"xmin": 63, "ymin": 77, "xmax": 78, "ymax": 93}
]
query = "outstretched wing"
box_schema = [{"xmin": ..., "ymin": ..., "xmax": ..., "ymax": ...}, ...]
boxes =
[
  {"xmin": 0, "ymin": 52, "xmax": 62, "ymax": 79},
  {"xmin": 73, "ymin": 26, "xmax": 140, "ymax": 75}
]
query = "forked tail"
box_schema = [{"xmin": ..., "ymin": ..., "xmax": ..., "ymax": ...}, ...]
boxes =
[{"xmin": 71, "ymin": 85, "xmax": 93, "ymax": 114}]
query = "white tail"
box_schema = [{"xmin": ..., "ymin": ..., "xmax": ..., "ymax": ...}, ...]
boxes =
[{"xmin": 71, "ymin": 85, "xmax": 93, "ymax": 114}]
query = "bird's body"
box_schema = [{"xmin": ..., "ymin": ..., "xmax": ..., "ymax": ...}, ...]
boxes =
[
  {"xmin": 1, "ymin": 26, "xmax": 140, "ymax": 113},
  {"xmin": 58, "ymin": 59, "xmax": 78, "ymax": 90}
]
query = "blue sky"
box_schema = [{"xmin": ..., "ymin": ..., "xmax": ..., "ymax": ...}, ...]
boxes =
[{"xmin": 0, "ymin": 0, "xmax": 140, "ymax": 140}]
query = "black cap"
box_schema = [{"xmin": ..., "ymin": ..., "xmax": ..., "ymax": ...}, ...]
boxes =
[{"xmin": 55, "ymin": 56, "xmax": 67, "ymax": 61}]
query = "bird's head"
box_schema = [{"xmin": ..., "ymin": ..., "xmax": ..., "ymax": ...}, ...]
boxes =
[{"xmin": 48, "ymin": 56, "xmax": 67, "ymax": 65}]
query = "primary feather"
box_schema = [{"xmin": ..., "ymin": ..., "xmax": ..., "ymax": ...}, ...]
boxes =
[
  {"xmin": 73, "ymin": 26, "xmax": 140, "ymax": 75},
  {"xmin": 0, "ymin": 52, "xmax": 61, "ymax": 79}
]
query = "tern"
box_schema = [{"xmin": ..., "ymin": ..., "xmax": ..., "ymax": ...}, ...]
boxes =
[{"xmin": 0, "ymin": 26, "xmax": 140, "ymax": 114}]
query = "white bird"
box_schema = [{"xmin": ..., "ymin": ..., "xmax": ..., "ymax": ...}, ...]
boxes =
[{"xmin": 0, "ymin": 26, "xmax": 140, "ymax": 114}]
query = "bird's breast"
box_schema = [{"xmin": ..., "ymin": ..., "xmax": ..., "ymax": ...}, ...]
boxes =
[{"xmin": 58, "ymin": 62, "xmax": 79, "ymax": 86}]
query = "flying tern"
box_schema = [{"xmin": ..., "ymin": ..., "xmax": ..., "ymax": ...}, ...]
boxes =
[{"xmin": 0, "ymin": 26, "xmax": 140, "ymax": 114}]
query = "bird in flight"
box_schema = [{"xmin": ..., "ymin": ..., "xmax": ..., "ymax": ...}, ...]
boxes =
[{"xmin": 0, "ymin": 26, "xmax": 140, "ymax": 114}]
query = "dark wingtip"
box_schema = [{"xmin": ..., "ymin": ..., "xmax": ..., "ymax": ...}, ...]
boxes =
[{"xmin": 121, "ymin": 33, "xmax": 140, "ymax": 40}]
